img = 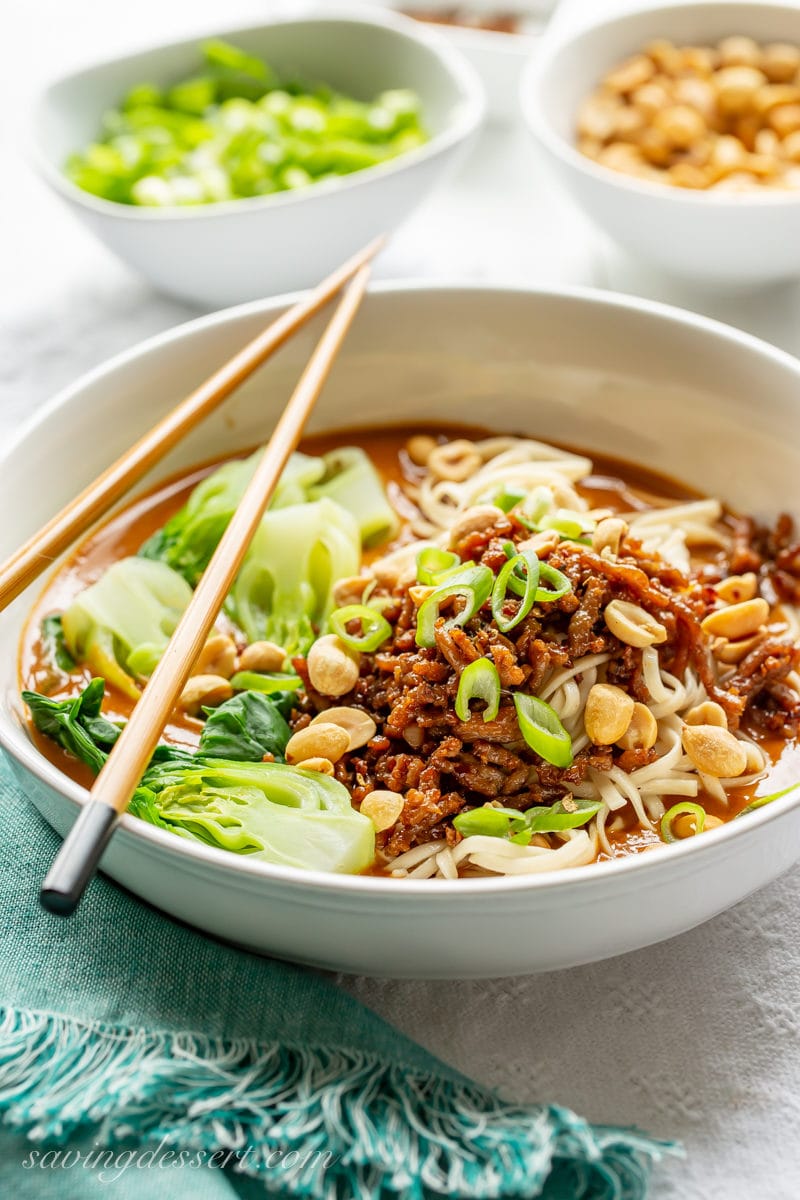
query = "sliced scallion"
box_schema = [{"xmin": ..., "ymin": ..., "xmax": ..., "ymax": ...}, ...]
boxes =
[
  {"xmin": 491, "ymin": 550, "xmax": 540, "ymax": 632},
  {"xmin": 330, "ymin": 604, "xmax": 392, "ymax": 653},
  {"xmin": 526, "ymin": 798, "xmax": 602, "ymax": 833},
  {"xmin": 415, "ymin": 565, "xmax": 493, "ymax": 648},
  {"xmin": 455, "ymin": 657, "xmax": 501, "ymax": 723},
  {"xmin": 229, "ymin": 671, "xmax": 302, "ymax": 694},
  {"xmin": 736, "ymin": 782, "xmax": 800, "ymax": 818},
  {"xmin": 453, "ymin": 805, "xmax": 528, "ymax": 838},
  {"xmin": 493, "ymin": 486, "xmax": 527, "ymax": 513},
  {"xmin": 513, "ymin": 693, "xmax": 573, "ymax": 768},
  {"xmin": 661, "ymin": 801, "xmax": 707, "ymax": 843},
  {"xmin": 416, "ymin": 546, "xmax": 461, "ymax": 586},
  {"xmin": 535, "ymin": 562, "xmax": 572, "ymax": 603}
]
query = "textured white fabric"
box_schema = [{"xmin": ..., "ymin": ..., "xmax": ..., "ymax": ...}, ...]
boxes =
[{"xmin": 2, "ymin": 1, "xmax": 800, "ymax": 1196}]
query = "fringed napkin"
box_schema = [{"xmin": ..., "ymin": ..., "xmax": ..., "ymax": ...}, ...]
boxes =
[{"xmin": 0, "ymin": 757, "xmax": 679, "ymax": 1198}]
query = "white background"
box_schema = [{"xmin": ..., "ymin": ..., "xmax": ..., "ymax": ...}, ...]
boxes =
[{"xmin": 3, "ymin": 1, "xmax": 800, "ymax": 1196}]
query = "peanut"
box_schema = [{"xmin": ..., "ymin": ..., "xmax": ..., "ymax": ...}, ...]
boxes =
[
  {"xmin": 617, "ymin": 702, "xmax": 658, "ymax": 751},
  {"xmin": 449, "ymin": 505, "xmax": 504, "ymax": 545},
  {"xmin": 285, "ymin": 722, "xmax": 349, "ymax": 765},
  {"xmin": 604, "ymin": 599, "xmax": 667, "ymax": 648},
  {"xmin": 714, "ymin": 573, "xmax": 758, "ymax": 605},
  {"xmin": 406, "ymin": 434, "xmax": 437, "ymax": 466},
  {"xmin": 591, "ymin": 516, "xmax": 628, "ymax": 557},
  {"xmin": 585, "ymin": 683, "xmax": 635, "ymax": 745},
  {"xmin": 237, "ymin": 640, "xmax": 286, "ymax": 673},
  {"xmin": 307, "ymin": 635, "xmax": 360, "ymax": 697},
  {"xmin": 685, "ymin": 700, "xmax": 728, "ymax": 728},
  {"xmin": 701, "ymin": 597, "xmax": 769, "ymax": 640},
  {"xmin": 192, "ymin": 634, "xmax": 237, "ymax": 679},
  {"xmin": 296, "ymin": 757, "xmax": 335, "ymax": 775},
  {"xmin": 360, "ymin": 790, "xmax": 405, "ymax": 832},
  {"xmin": 681, "ymin": 724, "xmax": 748, "ymax": 777},
  {"xmin": 672, "ymin": 811, "xmax": 725, "ymax": 838},
  {"xmin": 178, "ymin": 673, "xmax": 233, "ymax": 716},
  {"xmin": 310, "ymin": 705, "xmax": 376, "ymax": 751}
]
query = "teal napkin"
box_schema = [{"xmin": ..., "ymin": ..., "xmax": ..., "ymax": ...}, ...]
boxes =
[{"xmin": 0, "ymin": 756, "xmax": 679, "ymax": 1198}]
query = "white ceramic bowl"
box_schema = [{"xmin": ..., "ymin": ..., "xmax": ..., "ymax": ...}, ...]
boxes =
[
  {"xmin": 3, "ymin": 283, "xmax": 800, "ymax": 979},
  {"xmin": 30, "ymin": 8, "xmax": 484, "ymax": 307},
  {"xmin": 522, "ymin": 1, "xmax": 800, "ymax": 288}
]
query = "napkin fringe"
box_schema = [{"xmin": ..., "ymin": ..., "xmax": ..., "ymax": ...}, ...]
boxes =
[{"xmin": 0, "ymin": 1005, "xmax": 679, "ymax": 1199}]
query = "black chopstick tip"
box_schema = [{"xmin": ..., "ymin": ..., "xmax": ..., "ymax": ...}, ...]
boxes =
[{"xmin": 39, "ymin": 802, "xmax": 119, "ymax": 916}]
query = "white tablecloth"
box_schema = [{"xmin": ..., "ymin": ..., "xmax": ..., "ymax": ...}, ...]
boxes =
[{"xmin": 3, "ymin": 2, "xmax": 799, "ymax": 1195}]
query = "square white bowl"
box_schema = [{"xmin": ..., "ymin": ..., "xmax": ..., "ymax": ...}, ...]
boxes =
[{"xmin": 31, "ymin": 6, "xmax": 485, "ymax": 307}]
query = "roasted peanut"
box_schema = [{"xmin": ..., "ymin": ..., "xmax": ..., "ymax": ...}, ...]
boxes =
[
  {"xmin": 681, "ymin": 724, "xmax": 748, "ymax": 777},
  {"xmin": 654, "ymin": 103, "xmax": 706, "ymax": 147},
  {"xmin": 285, "ymin": 722, "xmax": 349, "ymax": 765},
  {"xmin": 591, "ymin": 516, "xmax": 628, "ymax": 557},
  {"xmin": 296, "ymin": 757, "xmax": 335, "ymax": 775},
  {"xmin": 192, "ymin": 634, "xmax": 237, "ymax": 679},
  {"xmin": 518, "ymin": 530, "xmax": 560, "ymax": 558},
  {"xmin": 307, "ymin": 634, "xmax": 360, "ymax": 697},
  {"xmin": 701, "ymin": 597, "xmax": 769, "ymax": 640},
  {"xmin": 310, "ymin": 705, "xmax": 376, "ymax": 751},
  {"xmin": 427, "ymin": 440, "xmax": 481, "ymax": 483},
  {"xmin": 718, "ymin": 36, "xmax": 761, "ymax": 68},
  {"xmin": 406, "ymin": 434, "xmax": 437, "ymax": 466},
  {"xmin": 604, "ymin": 599, "xmax": 667, "ymax": 648},
  {"xmin": 715, "ymin": 66, "xmax": 767, "ymax": 115},
  {"xmin": 179, "ymin": 673, "xmax": 233, "ymax": 716},
  {"xmin": 685, "ymin": 700, "xmax": 728, "ymax": 728},
  {"xmin": 712, "ymin": 632, "xmax": 765, "ymax": 665},
  {"xmin": 617, "ymin": 702, "xmax": 658, "ymax": 751},
  {"xmin": 605, "ymin": 54, "xmax": 655, "ymax": 94},
  {"xmin": 449, "ymin": 505, "xmax": 504, "ymax": 546},
  {"xmin": 672, "ymin": 811, "xmax": 725, "ymax": 838},
  {"xmin": 715, "ymin": 573, "xmax": 758, "ymax": 605},
  {"xmin": 360, "ymin": 789, "xmax": 405, "ymax": 832},
  {"xmin": 763, "ymin": 42, "xmax": 800, "ymax": 82},
  {"xmin": 585, "ymin": 683, "xmax": 635, "ymax": 745},
  {"xmin": 238, "ymin": 640, "xmax": 286, "ymax": 673},
  {"xmin": 409, "ymin": 584, "xmax": 435, "ymax": 607},
  {"xmin": 769, "ymin": 102, "xmax": 800, "ymax": 137}
]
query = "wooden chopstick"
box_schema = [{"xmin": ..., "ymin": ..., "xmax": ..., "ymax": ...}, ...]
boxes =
[
  {"xmin": 40, "ymin": 264, "xmax": 373, "ymax": 916},
  {"xmin": 0, "ymin": 236, "xmax": 383, "ymax": 613}
]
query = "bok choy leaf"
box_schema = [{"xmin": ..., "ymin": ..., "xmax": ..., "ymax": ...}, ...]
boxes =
[{"xmin": 198, "ymin": 690, "xmax": 292, "ymax": 762}]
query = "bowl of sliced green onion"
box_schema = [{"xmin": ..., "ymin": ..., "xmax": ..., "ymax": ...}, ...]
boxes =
[{"xmin": 31, "ymin": 8, "xmax": 484, "ymax": 306}]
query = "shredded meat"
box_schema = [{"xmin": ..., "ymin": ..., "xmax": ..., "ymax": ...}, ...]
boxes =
[{"xmin": 289, "ymin": 507, "xmax": 800, "ymax": 856}]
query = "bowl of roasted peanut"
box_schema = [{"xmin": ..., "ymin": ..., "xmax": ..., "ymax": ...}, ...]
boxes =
[{"xmin": 522, "ymin": 2, "xmax": 800, "ymax": 286}]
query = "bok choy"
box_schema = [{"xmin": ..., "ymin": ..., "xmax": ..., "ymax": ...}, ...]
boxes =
[{"xmin": 61, "ymin": 557, "xmax": 194, "ymax": 699}]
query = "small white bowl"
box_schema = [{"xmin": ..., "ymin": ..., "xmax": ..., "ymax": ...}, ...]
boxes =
[
  {"xmin": 522, "ymin": 1, "xmax": 800, "ymax": 288},
  {"xmin": 2, "ymin": 283, "xmax": 800, "ymax": 978},
  {"xmin": 30, "ymin": 7, "xmax": 484, "ymax": 307}
]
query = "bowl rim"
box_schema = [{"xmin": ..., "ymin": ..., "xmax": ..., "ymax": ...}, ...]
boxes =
[
  {"xmin": 521, "ymin": 0, "xmax": 800, "ymax": 208},
  {"xmin": 29, "ymin": 3, "xmax": 486, "ymax": 224},
  {"xmin": 5, "ymin": 278, "xmax": 800, "ymax": 898}
]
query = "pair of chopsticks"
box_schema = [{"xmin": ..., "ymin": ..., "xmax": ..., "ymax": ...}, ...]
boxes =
[{"xmin": 0, "ymin": 237, "xmax": 383, "ymax": 915}]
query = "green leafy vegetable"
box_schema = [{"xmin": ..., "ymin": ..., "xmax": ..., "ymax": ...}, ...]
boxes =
[
  {"xmin": 513, "ymin": 693, "xmax": 573, "ymax": 768},
  {"xmin": 228, "ymin": 498, "xmax": 360, "ymax": 654},
  {"xmin": 455, "ymin": 658, "xmax": 501, "ymax": 723},
  {"xmin": 139, "ymin": 451, "xmax": 325, "ymax": 586},
  {"xmin": 526, "ymin": 799, "xmax": 602, "ymax": 833},
  {"xmin": 329, "ymin": 604, "xmax": 392, "ymax": 653},
  {"xmin": 309, "ymin": 447, "xmax": 400, "ymax": 547},
  {"xmin": 41, "ymin": 614, "xmax": 76, "ymax": 673},
  {"xmin": 129, "ymin": 758, "xmax": 374, "ymax": 874},
  {"xmin": 415, "ymin": 565, "xmax": 494, "ymax": 649},
  {"xmin": 61, "ymin": 558, "xmax": 193, "ymax": 698},
  {"xmin": 198, "ymin": 691, "xmax": 292, "ymax": 762},
  {"xmin": 65, "ymin": 40, "xmax": 428, "ymax": 208},
  {"xmin": 22, "ymin": 679, "xmax": 120, "ymax": 774},
  {"xmin": 453, "ymin": 805, "xmax": 528, "ymax": 838}
]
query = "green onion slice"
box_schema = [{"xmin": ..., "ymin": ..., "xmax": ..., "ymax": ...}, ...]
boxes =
[
  {"xmin": 661, "ymin": 801, "xmax": 707, "ymax": 843},
  {"xmin": 330, "ymin": 604, "xmax": 392, "ymax": 652},
  {"xmin": 535, "ymin": 562, "xmax": 572, "ymax": 603},
  {"xmin": 491, "ymin": 551, "xmax": 540, "ymax": 632},
  {"xmin": 493, "ymin": 486, "xmax": 527, "ymax": 513},
  {"xmin": 415, "ymin": 565, "xmax": 494, "ymax": 648},
  {"xmin": 416, "ymin": 546, "xmax": 461, "ymax": 586},
  {"xmin": 514, "ymin": 486, "xmax": 553, "ymax": 530},
  {"xmin": 513, "ymin": 693, "xmax": 573, "ymax": 768},
  {"xmin": 455, "ymin": 657, "xmax": 501, "ymax": 723},
  {"xmin": 229, "ymin": 671, "xmax": 302, "ymax": 694},
  {"xmin": 736, "ymin": 781, "xmax": 800, "ymax": 818},
  {"xmin": 526, "ymin": 798, "xmax": 602, "ymax": 833},
  {"xmin": 453, "ymin": 805, "xmax": 528, "ymax": 838}
]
